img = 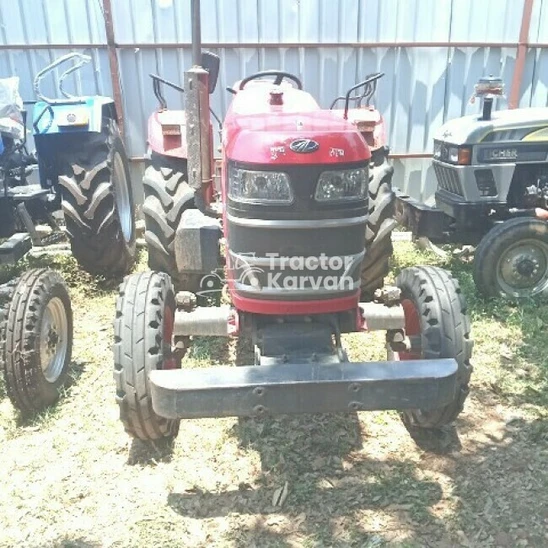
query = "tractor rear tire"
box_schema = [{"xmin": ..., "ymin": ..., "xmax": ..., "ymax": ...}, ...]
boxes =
[
  {"xmin": 361, "ymin": 151, "xmax": 396, "ymax": 298},
  {"xmin": 57, "ymin": 119, "xmax": 136, "ymax": 277},
  {"xmin": 143, "ymin": 156, "xmax": 202, "ymax": 292},
  {"xmin": 2, "ymin": 269, "xmax": 73, "ymax": 414},
  {"xmin": 113, "ymin": 271, "xmax": 180, "ymax": 441},
  {"xmin": 473, "ymin": 217, "xmax": 548, "ymax": 299},
  {"xmin": 393, "ymin": 266, "xmax": 473, "ymax": 430}
]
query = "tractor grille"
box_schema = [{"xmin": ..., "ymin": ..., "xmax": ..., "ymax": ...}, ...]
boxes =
[
  {"xmin": 434, "ymin": 163, "xmax": 464, "ymax": 197},
  {"xmin": 474, "ymin": 169, "xmax": 498, "ymax": 197}
]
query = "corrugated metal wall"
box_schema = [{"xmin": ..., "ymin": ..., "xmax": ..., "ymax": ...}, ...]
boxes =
[{"xmin": 1, "ymin": 0, "xmax": 548, "ymax": 202}]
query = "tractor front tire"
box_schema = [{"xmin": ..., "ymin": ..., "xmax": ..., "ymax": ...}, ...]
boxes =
[
  {"xmin": 2, "ymin": 269, "xmax": 73, "ymax": 414},
  {"xmin": 58, "ymin": 119, "xmax": 136, "ymax": 277},
  {"xmin": 393, "ymin": 266, "xmax": 473, "ymax": 430},
  {"xmin": 114, "ymin": 271, "xmax": 180, "ymax": 441},
  {"xmin": 361, "ymin": 150, "xmax": 397, "ymax": 298},
  {"xmin": 143, "ymin": 157, "xmax": 202, "ymax": 292},
  {"xmin": 473, "ymin": 217, "xmax": 548, "ymax": 299}
]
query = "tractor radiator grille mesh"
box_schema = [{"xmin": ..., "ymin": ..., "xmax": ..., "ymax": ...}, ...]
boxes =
[{"xmin": 434, "ymin": 163, "xmax": 464, "ymax": 197}]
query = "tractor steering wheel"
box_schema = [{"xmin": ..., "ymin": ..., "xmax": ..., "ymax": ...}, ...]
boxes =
[{"xmin": 239, "ymin": 70, "xmax": 303, "ymax": 90}]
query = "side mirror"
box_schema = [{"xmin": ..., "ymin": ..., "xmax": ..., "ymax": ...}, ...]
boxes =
[{"xmin": 201, "ymin": 51, "xmax": 220, "ymax": 94}]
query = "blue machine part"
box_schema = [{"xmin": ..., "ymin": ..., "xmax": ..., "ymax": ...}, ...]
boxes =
[
  {"xmin": 0, "ymin": 135, "xmax": 4, "ymax": 155},
  {"xmin": 32, "ymin": 96, "xmax": 114, "ymax": 136}
]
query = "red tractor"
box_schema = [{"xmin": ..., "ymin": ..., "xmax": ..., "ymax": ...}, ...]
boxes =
[{"xmin": 114, "ymin": 0, "xmax": 472, "ymax": 442}]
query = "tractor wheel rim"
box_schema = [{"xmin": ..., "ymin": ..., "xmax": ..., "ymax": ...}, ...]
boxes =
[
  {"xmin": 162, "ymin": 303, "xmax": 177, "ymax": 370},
  {"xmin": 40, "ymin": 297, "xmax": 68, "ymax": 383},
  {"xmin": 112, "ymin": 151, "xmax": 133, "ymax": 243},
  {"xmin": 496, "ymin": 238, "xmax": 548, "ymax": 297},
  {"xmin": 394, "ymin": 298, "xmax": 422, "ymax": 361}
]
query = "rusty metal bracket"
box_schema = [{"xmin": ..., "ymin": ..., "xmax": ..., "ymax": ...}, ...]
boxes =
[
  {"xmin": 509, "ymin": 0, "xmax": 534, "ymax": 109},
  {"xmin": 101, "ymin": 0, "xmax": 125, "ymax": 137}
]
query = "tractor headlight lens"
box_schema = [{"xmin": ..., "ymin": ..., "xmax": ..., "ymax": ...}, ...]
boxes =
[
  {"xmin": 433, "ymin": 141, "xmax": 442, "ymax": 159},
  {"xmin": 315, "ymin": 168, "xmax": 368, "ymax": 202},
  {"xmin": 228, "ymin": 166, "xmax": 293, "ymax": 204},
  {"xmin": 448, "ymin": 146, "xmax": 459, "ymax": 164}
]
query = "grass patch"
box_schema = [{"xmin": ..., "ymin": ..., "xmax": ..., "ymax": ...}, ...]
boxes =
[{"xmin": 0, "ymin": 241, "xmax": 547, "ymax": 547}]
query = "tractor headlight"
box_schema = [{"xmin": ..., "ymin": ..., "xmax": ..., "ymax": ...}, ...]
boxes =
[
  {"xmin": 315, "ymin": 168, "xmax": 368, "ymax": 202},
  {"xmin": 434, "ymin": 141, "xmax": 471, "ymax": 165},
  {"xmin": 228, "ymin": 166, "xmax": 293, "ymax": 204}
]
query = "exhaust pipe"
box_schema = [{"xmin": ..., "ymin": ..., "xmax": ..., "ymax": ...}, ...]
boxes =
[
  {"xmin": 191, "ymin": 0, "xmax": 202, "ymax": 67},
  {"xmin": 481, "ymin": 98, "xmax": 494, "ymax": 121}
]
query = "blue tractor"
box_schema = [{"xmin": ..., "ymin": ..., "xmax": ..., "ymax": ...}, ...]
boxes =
[
  {"xmin": 32, "ymin": 53, "xmax": 136, "ymax": 276},
  {"xmin": 0, "ymin": 53, "xmax": 137, "ymax": 414},
  {"xmin": 0, "ymin": 76, "xmax": 73, "ymax": 415}
]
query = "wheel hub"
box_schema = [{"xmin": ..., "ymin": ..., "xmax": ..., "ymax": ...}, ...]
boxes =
[
  {"xmin": 514, "ymin": 256, "xmax": 538, "ymax": 278},
  {"xmin": 40, "ymin": 297, "xmax": 69, "ymax": 383},
  {"xmin": 47, "ymin": 327, "xmax": 59, "ymax": 354},
  {"xmin": 497, "ymin": 239, "xmax": 548, "ymax": 296}
]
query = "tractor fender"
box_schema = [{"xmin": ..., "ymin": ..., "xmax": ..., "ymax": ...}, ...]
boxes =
[
  {"xmin": 372, "ymin": 114, "xmax": 387, "ymax": 152},
  {"xmin": 147, "ymin": 110, "xmax": 188, "ymax": 159}
]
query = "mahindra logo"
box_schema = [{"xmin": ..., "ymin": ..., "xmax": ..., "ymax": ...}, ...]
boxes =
[{"xmin": 289, "ymin": 138, "xmax": 320, "ymax": 154}]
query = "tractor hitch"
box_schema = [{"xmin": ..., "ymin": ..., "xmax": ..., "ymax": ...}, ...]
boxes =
[{"xmin": 149, "ymin": 359, "xmax": 458, "ymax": 420}]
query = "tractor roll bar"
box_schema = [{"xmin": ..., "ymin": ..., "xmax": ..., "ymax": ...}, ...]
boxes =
[
  {"xmin": 33, "ymin": 53, "xmax": 91, "ymax": 103},
  {"xmin": 150, "ymin": 74, "xmax": 185, "ymax": 110},
  {"xmin": 331, "ymin": 73, "xmax": 384, "ymax": 119},
  {"xmin": 148, "ymin": 73, "xmax": 222, "ymax": 128}
]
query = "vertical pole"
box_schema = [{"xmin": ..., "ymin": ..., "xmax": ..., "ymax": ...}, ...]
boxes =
[
  {"xmin": 191, "ymin": 0, "xmax": 202, "ymax": 66},
  {"xmin": 102, "ymin": 0, "xmax": 125, "ymax": 137},
  {"xmin": 185, "ymin": 0, "xmax": 211, "ymax": 201},
  {"xmin": 509, "ymin": 0, "xmax": 534, "ymax": 109}
]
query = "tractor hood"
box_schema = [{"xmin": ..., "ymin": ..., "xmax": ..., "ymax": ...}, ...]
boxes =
[
  {"xmin": 223, "ymin": 111, "xmax": 371, "ymax": 165},
  {"xmin": 435, "ymin": 107, "xmax": 548, "ymax": 145}
]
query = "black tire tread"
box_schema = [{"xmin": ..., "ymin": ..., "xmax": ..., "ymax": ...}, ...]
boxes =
[
  {"xmin": 1, "ymin": 269, "xmax": 73, "ymax": 414},
  {"xmin": 143, "ymin": 158, "xmax": 201, "ymax": 292},
  {"xmin": 361, "ymin": 154, "xmax": 396, "ymax": 297},
  {"xmin": 113, "ymin": 271, "xmax": 179, "ymax": 441},
  {"xmin": 396, "ymin": 265, "xmax": 473, "ymax": 429},
  {"xmin": 57, "ymin": 119, "xmax": 136, "ymax": 277}
]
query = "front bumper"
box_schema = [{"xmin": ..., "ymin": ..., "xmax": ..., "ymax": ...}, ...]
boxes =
[{"xmin": 149, "ymin": 358, "xmax": 458, "ymax": 419}]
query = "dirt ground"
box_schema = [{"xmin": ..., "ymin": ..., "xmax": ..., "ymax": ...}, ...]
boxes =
[{"xmin": 0, "ymin": 244, "xmax": 547, "ymax": 548}]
